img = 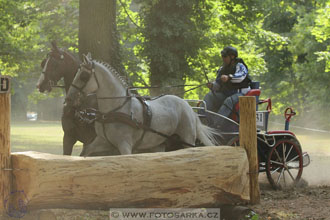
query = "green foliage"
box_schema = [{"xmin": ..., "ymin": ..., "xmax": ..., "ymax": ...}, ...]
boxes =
[
  {"xmin": 311, "ymin": 1, "xmax": 330, "ymax": 71},
  {"xmin": 2, "ymin": 0, "xmax": 330, "ymax": 128},
  {"xmin": 137, "ymin": 0, "xmax": 213, "ymax": 95},
  {"xmin": 0, "ymin": 0, "xmax": 78, "ymax": 117},
  {"xmin": 118, "ymin": 0, "xmax": 268, "ymax": 97}
]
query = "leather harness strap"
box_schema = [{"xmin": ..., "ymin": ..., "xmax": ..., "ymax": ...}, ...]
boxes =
[
  {"xmin": 96, "ymin": 96, "xmax": 196, "ymax": 148},
  {"xmin": 96, "ymin": 96, "xmax": 153, "ymax": 149},
  {"xmin": 74, "ymin": 62, "xmax": 195, "ymax": 149}
]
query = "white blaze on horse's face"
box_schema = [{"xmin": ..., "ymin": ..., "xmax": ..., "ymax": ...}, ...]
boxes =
[
  {"xmin": 36, "ymin": 57, "xmax": 50, "ymax": 89},
  {"xmin": 36, "ymin": 73, "xmax": 45, "ymax": 89}
]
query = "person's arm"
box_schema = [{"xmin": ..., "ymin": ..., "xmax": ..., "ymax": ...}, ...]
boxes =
[
  {"xmin": 228, "ymin": 63, "xmax": 248, "ymax": 83},
  {"xmin": 209, "ymin": 67, "xmax": 222, "ymax": 90}
]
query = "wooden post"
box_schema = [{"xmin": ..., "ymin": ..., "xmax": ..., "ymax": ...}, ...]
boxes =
[
  {"xmin": 0, "ymin": 76, "xmax": 11, "ymax": 214},
  {"xmin": 239, "ymin": 96, "xmax": 260, "ymax": 204}
]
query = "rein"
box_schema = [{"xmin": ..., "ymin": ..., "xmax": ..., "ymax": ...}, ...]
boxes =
[
  {"xmin": 129, "ymin": 84, "xmax": 203, "ymax": 90},
  {"xmin": 71, "ymin": 61, "xmax": 198, "ymax": 148}
]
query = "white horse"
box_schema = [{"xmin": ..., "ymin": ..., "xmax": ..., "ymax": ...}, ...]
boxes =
[{"xmin": 66, "ymin": 54, "xmax": 218, "ymax": 155}]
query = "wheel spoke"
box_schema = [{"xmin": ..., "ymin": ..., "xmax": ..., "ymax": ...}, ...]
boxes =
[
  {"xmin": 282, "ymin": 143, "xmax": 287, "ymax": 163},
  {"xmin": 270, "ymin": 160, "xmax": 284, "ymax": 166},
  {"xmin": 276, "ymin": 168, "xmax": 285, "ymax": 185},
  {"xmin": 285, "ymin": 145, "xmax": 294, "ymax": 161},
  {"xmin": 271, "ymin": 166, "xmax": 281, "ymax": 175},
  {"xmin": 274, "ymin": 149, "xmax": 282, "ymax": 162},
  {"xmin": 286, "ymin": 168, "xmax": 296, "ymax": 182},
  {"xmin": 287, "ymin": 155, "xmax": 300, "ymax": 163}
]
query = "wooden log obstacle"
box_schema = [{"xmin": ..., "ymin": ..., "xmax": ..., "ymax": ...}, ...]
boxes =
[{"xmin": 0, "ymin": 77, "xmax": 259, "ymax": 214}]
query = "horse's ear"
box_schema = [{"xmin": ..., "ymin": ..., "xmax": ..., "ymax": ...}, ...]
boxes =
[
  {"xmin": 82, "ymin": 54, "xmax": 89, "ymax": 64},
  {"xmin": 51, "ymin": 41, "xmax": 60, "ymax": 52},
  {"xmin": 86, "ymin": 52, "xmax": 92, "ymax": 60},
  {"xmin": 82, "ymin": 53, "xmax": 93, "ymax": 68}
]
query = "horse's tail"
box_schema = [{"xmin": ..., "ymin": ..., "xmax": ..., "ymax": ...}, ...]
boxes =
[{"xmin": 196, "ymin": 117, "xmax": 219, "ymax": 146}]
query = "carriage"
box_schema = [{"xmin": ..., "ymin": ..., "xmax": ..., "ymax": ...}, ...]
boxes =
[
  {"xmin": 187, "ymin": 84, "xmax": 310, "ymax": 190},
  {"xmin": 38, "ymin": 43, "xmax": 310, "ymax": 190}
]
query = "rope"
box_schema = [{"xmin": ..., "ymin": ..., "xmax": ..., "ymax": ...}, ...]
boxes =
[
  {"xmin": 129, "ymin": 83, "xmax": 207, "ymax": 97},
  {"xmin": 173, "ymin": 83, "xmax": 207, "ymax": 96},
  {"xmin": 129, "ymin": 84, "xmax": 204, "ymax": 90}
]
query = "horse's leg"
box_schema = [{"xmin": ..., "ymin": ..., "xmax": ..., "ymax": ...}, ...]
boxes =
[
  {"xmin": 61, "ymin": 109, "xmax": 77, "ymax": 155},
  {"xmin": 80, "ymin": 136, "xmax": 119, "ymax": 156},
  {"xmin": 116, "ymin": 140, "xmax": 134, "ymax": 155},
  {"xmin": 63, "ymin": 133, "xmax": 77, "ymax": 155}
]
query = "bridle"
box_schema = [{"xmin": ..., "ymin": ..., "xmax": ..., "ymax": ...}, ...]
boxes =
[
  {"xmin": 70, "ymin": 62, "xmax": 99, "ymax": 95},
  {"xmin": 70, "ymin": 61, "xmax": 132, "ymax": 113},
  {"xmin": 41, "ymin": 52, "xmax": 65, "ymax": 88}
]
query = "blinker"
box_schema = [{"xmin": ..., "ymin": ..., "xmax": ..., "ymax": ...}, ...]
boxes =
[{"xmin": 80, "ymin": 70, "xmax": 91, "ymax": 83}]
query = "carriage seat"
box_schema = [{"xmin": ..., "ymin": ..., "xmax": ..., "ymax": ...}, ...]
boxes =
[
  {"xmin": 244, "ymin": 89, "xmax": 261, "ymax": 97},
  {"xmin": 231, "ymin": 89, "xmax": 261, "ymax": 122}
]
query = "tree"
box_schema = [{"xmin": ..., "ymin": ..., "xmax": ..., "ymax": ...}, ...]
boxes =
[
  {"xmin": 79, "ymin": 0, "xmax": 124, "ymax": 75},
  {"xmin": 136, "ymin": 0, "xmax": 214, "ymax": 96}
]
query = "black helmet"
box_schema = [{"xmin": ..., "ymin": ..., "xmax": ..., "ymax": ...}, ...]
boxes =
[{"xmin": 221, "ymin": 46, "xmax": 238, "ymax": 57}]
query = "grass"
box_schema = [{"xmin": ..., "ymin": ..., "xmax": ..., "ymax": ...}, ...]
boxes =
[
  {"xmin": 11, "ymin": 120, "xmax": 83, "ymax": 156},
  {"xmin": 10, "ymin": 120, "xmax": 330, "ymax": 157}
]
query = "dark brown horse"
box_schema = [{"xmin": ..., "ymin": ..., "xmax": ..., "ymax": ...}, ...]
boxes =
[{"xmin": 36, "ymin": 41, "xmax": 98, "ymax": 155}]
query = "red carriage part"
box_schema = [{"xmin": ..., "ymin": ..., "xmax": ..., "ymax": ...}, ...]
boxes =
[
  {"xmin": 284, "ymin": 107, "xmax": 296, "ymax": 121},
  {"xmin": 259, "ymin": 98, "xmax": 272, "ymax": 112},
  {"xmin": 266, "ymin": 130, "xmax": 296, "ymax": 137},
  {"xmin": 232, "ymin": 89, "xmax": 262, "ymax": 122}
]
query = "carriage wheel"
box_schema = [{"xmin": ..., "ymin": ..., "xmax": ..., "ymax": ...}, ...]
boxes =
[{"xmin": 266, "ymin": 138, "xmax": 303, "ymax": 190}]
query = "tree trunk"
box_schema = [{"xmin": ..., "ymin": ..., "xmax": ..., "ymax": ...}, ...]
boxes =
[
  {"xmin": 11, "ymin": 146, "xmax": 250, "ymax": 210},
  {"xmin": 144, "ymin": 1, "xmax": 191, "ymax": 97},
  {"xmin": 79, "ymin": 0, "xmax": 124, "ymax": 75}
]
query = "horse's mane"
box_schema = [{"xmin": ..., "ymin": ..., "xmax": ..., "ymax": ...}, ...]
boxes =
[{"xmin": 93, "ymin": 60, "xmax": 129, "ymax": 88}]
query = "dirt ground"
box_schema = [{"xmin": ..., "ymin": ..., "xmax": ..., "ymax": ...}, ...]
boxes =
[
  {"xmin": 2, "ymin": 185, "xmax": 329, "ymax": 220},
  {"xmin": 249, "ymin": 183, "xmax": 330, "ymax": 220},
  {"xmin": 248, "ymin": 147, "xmax": 330, "ymax": 220}
]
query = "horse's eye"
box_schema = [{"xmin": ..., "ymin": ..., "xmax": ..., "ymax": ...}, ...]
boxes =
[{"xmin": 80, "ymin": 71, "xmax": 90, "ymax": 83}]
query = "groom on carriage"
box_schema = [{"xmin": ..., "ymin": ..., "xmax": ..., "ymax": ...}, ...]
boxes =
[{"xmin": 202, "ymin": 46, "xmax": 252, "ymax": 118}]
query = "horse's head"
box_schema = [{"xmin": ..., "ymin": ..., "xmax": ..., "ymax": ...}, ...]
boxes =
[
  {"xmin": 36, "ymin": 41, "xmax": 69, "ymax": 92},
  {"xmin": 66, "ymin": 54, "xmax": 99, "ymax": 108}
]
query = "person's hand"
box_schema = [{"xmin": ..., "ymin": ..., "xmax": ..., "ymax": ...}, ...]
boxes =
[
  {"xmin": 220, "ymin": 75, "xmax": 229, "ymax": 82},
  {"xmin": 207, "ymin": 82, "xmax": 213, "ymax": 89}
]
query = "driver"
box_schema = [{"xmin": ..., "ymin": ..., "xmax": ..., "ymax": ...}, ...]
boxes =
[{"xmin": 203, "ymin": 46, "xmax": 251, "ymax": 117}]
